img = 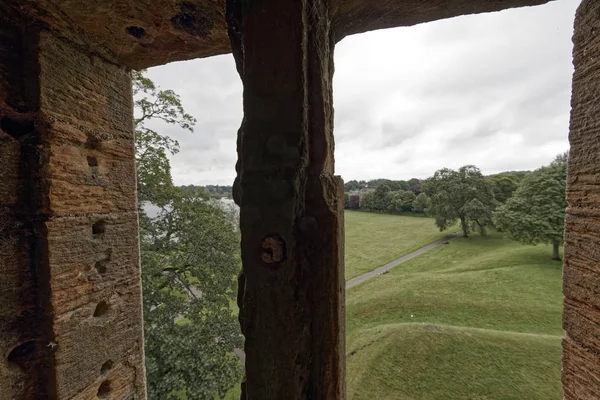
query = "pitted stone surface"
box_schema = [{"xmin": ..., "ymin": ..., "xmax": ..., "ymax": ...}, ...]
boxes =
[
  {"xmin": 3, "ymin": 0, "xmax": 552, "ymax": 69},
  {"xmin": 563, "ymin": 1, "xmax": 600, "ymax": 399},
  {"xmin": 1, "ymin": 12, "xmax": 145, "ymax": 399}
]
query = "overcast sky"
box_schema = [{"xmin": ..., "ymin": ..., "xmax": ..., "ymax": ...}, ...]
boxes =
[{"xmin": 146, "ymin": 0, "xmax": 580, "ymax": 186}]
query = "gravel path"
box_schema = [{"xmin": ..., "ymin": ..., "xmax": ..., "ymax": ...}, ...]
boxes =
[
  {"xmin": 346, "ymin": 231, "xmax": 463, "ymax": 289},
  {"xmin": 234, "ymin": 230, "xmax": 464, "ymax": 364}
]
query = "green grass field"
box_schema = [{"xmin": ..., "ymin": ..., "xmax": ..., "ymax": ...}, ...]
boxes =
[
  {"xmin": 345, "ymin": 211, "xmax": 452, "ymax": 279},
  {"xmin": 346, "ymin": 230, "xmax": 563, "ymax": 400},
  {"xmin": 220, "ymin": 213, "xmax": 562, "ymax": 399}
]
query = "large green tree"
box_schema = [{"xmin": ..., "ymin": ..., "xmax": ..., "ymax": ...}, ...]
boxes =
[
  {"xmin": 372, "ymin": 183, "xmax": 392, "ymax": 212},
  {"xmin": 134, "ymin": 72, "xmax": 243, "ymax": 399},
  {"xmin": 344, "ymin": 180, "xmax": 365, "ymax": 192},
  {"xmin": 487, "ymin": 173, "xmax": 521, "ymax": 203},
  {"xmin": 423, "ymin": 165, "xmax": 498, "ymax": 237},
  {"xmin": 347, "ymin": 194, "xmax": 360, "ymax": 210},
  {"xmin": 387, "ymin": 190, "xmax": 416, "ymax": 213},
  {"xmin": 412, "ymin": 192, "xmax": 430, "ymax": 214},
  {"xmin": 134, "ymin": 71, "xmax": 194, "ymax": 207},
  {"xmin": 493, "ymin": 154, "xmax": 567, "ymax": 260},
  {"xmin": 360, "ymin": 191, "xmax": 375, "ymax": 211}
]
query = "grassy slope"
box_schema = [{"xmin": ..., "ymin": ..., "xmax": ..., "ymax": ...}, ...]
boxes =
[
  {"xmin": 346, "ymin": 232, "xmax": 563, "ymax": 400},
  {"xmin": 345, "ymin": 211, "xmax": 452, "ymax": 279}
]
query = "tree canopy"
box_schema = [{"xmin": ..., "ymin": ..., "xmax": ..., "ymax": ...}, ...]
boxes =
[
  {"xmin": 373, "ymin": 183, "xmax": 392, "ymax": 212},
  {"xmin": 412, "ymin": 193, "xmax": 430, "ymax": 213},
  {"xmin": 343, "ymin": 178, "xmax": 422, "ymax": 193},
  {"xmin": 346, "ymin": 193, "xmax": 360, "ymax": 209},
  {"xmin": 134, "ymin": 72, "xmax": 243, "ymax": 399},
  {"xmin": 493, "ymin": 153, "xmax": 567, "ymax": 260},
  {"xmin": 487, "ymin": 173, "xmax": 521, "ymax": 203},
  {"xmin": 423, "ymin": 165, "xmax": 498, "ymax": 236},
  {"xmin": 344, "ymin": 180, "xmax": 366, "ymax": 192},
  {"xmin": 387, "ymin": 190, "xmax": 416, "ymax": 213},
  {"xmin": 360, "ymin": 191, "xmax": 375, "ymax": 211}
]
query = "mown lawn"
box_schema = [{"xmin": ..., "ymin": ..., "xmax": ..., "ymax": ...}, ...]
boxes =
[
  {"xmin": 346, "ymin": 231, "xmax": 563, "ymax": 400},
  {"xmin": 345, "ymin": 211, "xmax": 452, "ymax": 279}
]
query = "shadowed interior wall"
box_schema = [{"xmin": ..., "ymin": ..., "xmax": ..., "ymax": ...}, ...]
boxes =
[
  {"xmin": 0, "ymin": 6, "xmax": 146, "ymax": 398},
  {"xmin": 563, "ymin": 1, "xmax": 600, "ymax": 399},
  {"xmin": 0, "ymin": 11, "xmax": 51, "ymax": 399}
]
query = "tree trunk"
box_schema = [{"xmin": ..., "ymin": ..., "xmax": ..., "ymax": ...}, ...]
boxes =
[
  {"xmin": 460, "ymin": 216, "xmax": 469, "ymax": 237},
  {"xmin": 552, "ymin": 242, "xmax": 561, "ymax": 261}
]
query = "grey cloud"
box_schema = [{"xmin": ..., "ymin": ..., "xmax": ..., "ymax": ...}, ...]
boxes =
[
  {"xmin": 145, "ymin": 54, "xmax": 242, "ymax": 185},
  {"xmin": 331, "ymin": 0, "xmax": 578, "ymax": 181},
  {"xmin": 145, "ymin": 0, "xmax": 579, "ymax": 185}
]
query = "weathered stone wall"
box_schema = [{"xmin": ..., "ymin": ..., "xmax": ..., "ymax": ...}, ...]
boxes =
[
  {"xmin": 0, "ymin": 6, "xmax": 146, "ymax": 398},
  {"xmin": 563, "ymin": 1, "xmax": 600, "ymax": 399},
  {"xmin": 331, "ymin": 0, "xmax": 553, "ymax": 41},
  {"xmin": 39, "ymin": 31, "xmax": 146, "ymax": 400}
]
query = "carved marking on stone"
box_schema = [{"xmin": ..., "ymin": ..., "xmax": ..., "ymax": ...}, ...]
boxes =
[
  {"xmin": 92, "ymin": 220, "xmax": 106, "ymax": 236},
  {"xmin": 171, "ymin": 2, "xmax": 215, "ymax": 37},
  {"xmin": 84, "ymin": 136, "xmax": 102, "ymax": 150},
  {"xmin": 97, "ymin": 380, "xmax": 111, "ymax": 398},
  {"xmin": 87, "ymin": 155, "xmax": 98, "ymax": 167},
  {"xmin": 125, "ymin": 26, "xmax": 146, "ymax": 39},
  {"xmin": 261, "ymin": 235, "xmax": 286, "ymax": 265},
  {"xmin": 100, "ymin": 360, "xmax": 113, "ymax": 375},
  {"xmin": 95, "ymin": 258, "xmax": 109, "ymax": 274},
  {"xmin": 93, "ymin": 301, "xmax": 110, "ymax": 317}
]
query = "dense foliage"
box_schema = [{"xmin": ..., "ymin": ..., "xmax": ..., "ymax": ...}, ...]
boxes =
[
  {"xmin": 487, "ymin": 173, "xmax": 522, "ymax": 203},
  {"xmin": 359, "ymin": 191, "xmax": 375, "ymax": 211},
  {"xmin": 423, "ymin": 165, "xmax": 498, "ymax": 236},
  {"xmin": 134, "ymin": 71, "xmax": 243, "ymax": 399},
  {"xmin": 387, "ymin": 190, "xmax": 416, "ymax": 213},
  {"xmin": 344, "ymin": 178, "xmax": 422, "ymax": 193},
  {"xmin": 494, "ymin": 153, "xmax": 567, "ymax": 260},
  {"xmin": 412, "ymin": 193, "xmax": 430, "ymax": 214},
  {"xmin": 348, "ymin": 194, "xmax": 360, "ymax": 209},
  {"xmin": 342, "ymin": 171, "xmax": 526, "ymax": 216}
]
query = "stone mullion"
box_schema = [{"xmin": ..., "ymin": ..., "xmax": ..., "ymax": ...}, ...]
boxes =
[{"xmin": 228, "ymin": 0, "xmax": 345, "ymax": 398}]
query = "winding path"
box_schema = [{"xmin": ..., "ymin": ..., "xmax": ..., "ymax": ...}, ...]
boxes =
[
  {"xmin": 346, "ymin": 231, "xmax": 463, "ymax": 289},
  {"xmin": 234, "ymin": 230, "xmax": 464, "ymax": 364}
]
